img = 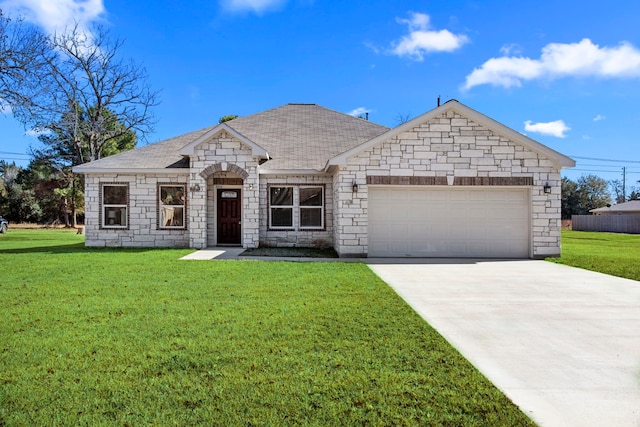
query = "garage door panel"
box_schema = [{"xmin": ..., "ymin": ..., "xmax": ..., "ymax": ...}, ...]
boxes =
[{"xmin": 368, "ymin": 187, "xmax": 530, "ymax": 258}]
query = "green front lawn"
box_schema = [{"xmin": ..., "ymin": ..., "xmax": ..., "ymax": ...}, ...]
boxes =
[
  {"xmin": 550, "ymin": 230, "xmax": 640, "ymax": 281},
  {"xmin": 0, "ymin": 230, "xmax": 533, "ymax": 426}
]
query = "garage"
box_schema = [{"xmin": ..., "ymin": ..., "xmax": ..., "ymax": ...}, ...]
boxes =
[{"xmin": 368, "ymin": 187, "xmax": 530, "ymax": 258}]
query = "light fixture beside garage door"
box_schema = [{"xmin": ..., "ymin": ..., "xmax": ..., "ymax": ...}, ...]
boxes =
[{"xmin": 543, "ymin": 183, "xmax": 552, "ymax": 194}]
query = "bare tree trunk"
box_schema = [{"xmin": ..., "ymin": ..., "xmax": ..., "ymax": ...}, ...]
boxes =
[{"xmin": 62, "ymin": 198, "xmax": 70, "ymax": 227}]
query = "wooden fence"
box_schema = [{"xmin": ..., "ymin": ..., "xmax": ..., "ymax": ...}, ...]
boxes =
[{"xmin": 571, "ymin": 215, "xmax": 640, "ymax": 234}]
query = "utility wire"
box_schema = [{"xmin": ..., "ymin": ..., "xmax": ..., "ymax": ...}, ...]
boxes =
[
  {"xmin": 0, "ymin": 150, "xmax": 30, "ymax": 156},
  {"xmin": 570, "ymin": 155, "xmax": 640, "ymax": 164}
]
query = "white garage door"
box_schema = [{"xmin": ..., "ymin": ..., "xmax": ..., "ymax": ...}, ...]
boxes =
[{"xmin": 368, "ymin": 187, "xmax": 530, "ymax": 258}]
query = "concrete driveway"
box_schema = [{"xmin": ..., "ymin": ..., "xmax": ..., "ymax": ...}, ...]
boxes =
[{"xmin": 367, "ymin": 259, "xmax": 640, "ymax": 427}]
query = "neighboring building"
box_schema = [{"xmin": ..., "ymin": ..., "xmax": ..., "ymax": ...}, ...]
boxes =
[
  {"xmin": 590, "ymin": 200, "xmax": 640, "ymax": 215},
  {"xmin": 73, "ymin": 100, "xmax": 575, "ymax": 258}
]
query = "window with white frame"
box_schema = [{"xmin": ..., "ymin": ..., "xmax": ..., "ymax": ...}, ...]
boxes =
[
  {"xmin": 270, "ymin": 186, "xmax": 294, "ymax": 228},
  {"xmin": 102, "ymin": 184, "xmax": 128, "ymax": 228},
  {"xmin": 299, "ymin": 186, "xmax": 323, "ymax": 228},
  {"xmin": 269, "ymin": 186, "xmax": 324, "ymax": 229},
  {"xmin": 159, "ymin": 185, "xmax": 186, "ymax": 228}
]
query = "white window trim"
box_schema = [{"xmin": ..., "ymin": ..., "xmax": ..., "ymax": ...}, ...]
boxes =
[
  {"xmin": 268, "ymin": 185, "xmax": 324, "ymax": 230},
  {"xmin": 102, "ymin": 183, "xmax": 128, "ymax": 229},
  {"xmin": 299, "ymin": 186, "xmax": 324, "ymax": 229},
  {"xmin": 269, "ymin": 186, "xmax": 294, "ymax": 229}
]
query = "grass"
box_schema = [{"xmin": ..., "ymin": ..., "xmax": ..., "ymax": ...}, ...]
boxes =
[
  {"xmin": 0, "ymin": 230, "xmax": 534, "ymax": 426},
  {"xmin": 549, "ymin": 230, "xmax": 640, "ymax": 281}
]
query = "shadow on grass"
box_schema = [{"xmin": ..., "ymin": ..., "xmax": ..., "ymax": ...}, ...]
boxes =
[{"xmin": 0, "ymin": 243, "xmax": 185, "ymax": 255}]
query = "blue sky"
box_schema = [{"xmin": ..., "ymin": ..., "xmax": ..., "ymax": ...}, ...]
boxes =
[{"xmin": 1, "ymin": 0, "xmax": 639, "ymax": 186}]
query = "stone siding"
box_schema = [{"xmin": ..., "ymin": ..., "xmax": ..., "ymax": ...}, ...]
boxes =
[
  {"xmin": 189, "ymin": 131, "xmax": 260, "ymax": 249},
  {"xmin": 259, "ymin": 175, "xmax": 333, "ymax": 248},
  {"xmin": 84, "ymin": 173, "xmax": 189, "ymax": 247},
  {"xmin": 333, "ymin": 110, "xmax": 561, "ymax": 258}
]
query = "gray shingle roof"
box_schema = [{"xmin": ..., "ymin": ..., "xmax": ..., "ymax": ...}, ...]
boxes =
[
  {"xmin": 74, "ymin": 104, "xmax": 389, "ymax": 172},
  {"xmin": 227, "ymin": 104, "xmax": 389, "ymax": 170},
  {"xmin": 74, "ymin": 126, "xmax": 215, "ymax": 171},
  {"xmin": 590, "ymin": 200, "xmax": 640, "ymax": 213}
]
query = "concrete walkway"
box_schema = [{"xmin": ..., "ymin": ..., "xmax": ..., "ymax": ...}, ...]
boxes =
[
  {"xmin": 179, "ymin": 247, "xmax": 245, "ymax": 260},
  {"xmin": 367, "ymin": 259, "xmax": 640, "ymax": 427},
  {"xmin": 179, "ymin": 247, "xmax": 358, "ymax": 262}
]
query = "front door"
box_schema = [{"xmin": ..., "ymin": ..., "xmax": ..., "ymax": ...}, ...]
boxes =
[{"xmin": 217, "ymin": 189, "xmax": 241, "ymax": 245}]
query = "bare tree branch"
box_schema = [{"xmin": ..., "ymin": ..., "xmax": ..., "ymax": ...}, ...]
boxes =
[{"xmin": 1, "ymin": 16, "xmax": 160, "ymax": 163}]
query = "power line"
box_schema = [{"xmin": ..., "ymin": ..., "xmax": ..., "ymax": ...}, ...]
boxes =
[
  {"xmin": 0, "ymin": 157, "xmax": 31, "ymax": 161},
  {"xmin": 570, "ymin": 155, "xmax": 640, "ymax": 164},
  {"xmin": 0, "ymin": 150, "xmax": 30, "ymax": 156},
  {"xmin": 577, "ymin": 163, "xmax": 640, "ymax": 170}
]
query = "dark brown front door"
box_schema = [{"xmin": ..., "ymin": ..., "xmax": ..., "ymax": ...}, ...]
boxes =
[{"xmin": 217, "ymin": 189, "xmax": 241, "ymax": 245}]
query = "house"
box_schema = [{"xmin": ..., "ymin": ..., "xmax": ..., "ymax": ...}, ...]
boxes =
[
  {"xmin": 590, "ymin": 200, "xmax": 640, "ymax": 215},
  {"xmin": 73, "ymin": 100, "xmax": 575, "ymax": 258}
]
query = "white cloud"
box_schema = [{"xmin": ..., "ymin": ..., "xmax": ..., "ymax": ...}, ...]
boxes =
[
  {"xmin": 0, "ymin": 102, "xmax": 12, "ymax": 114},
  {"xmin": 499, "ymin": 43, "xmax": 523, "ymax": 56},
  {"xmin": 464, "ymin": 38, "xmax": 640, "ymax": 90},
  {"xmin": 593, "ymin": 114, "xmax": 606, "ymax": 122},
  {"xmin": 0, "ymin": 0, "xmax": 105, "ymax": 34},
  {"xmin": 390, "ymin": 12, "xmax": 468, "ymax": 61},
  {"xmin": 348, "ymin": 107, "xmax": 371, "ymax": 117},
  {"xmin": 524, "ymin": 120, "xmax": 570, "ymax": 138},
  {"xmin": 220, "ymin": 0, "xmax": 287, "ymax": 14}
]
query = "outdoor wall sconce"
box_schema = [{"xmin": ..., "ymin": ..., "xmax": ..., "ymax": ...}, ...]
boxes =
[
  {"xmin": 543, "ymin": 183, "xmax": 552, "ymax": 194},
  {"xmin": 189, "ymin": 183, "xmax": 201, "ymax": 192},
  {"xmin": 352, "ymin": 181, "xmax": 358, "ymax": 193}
]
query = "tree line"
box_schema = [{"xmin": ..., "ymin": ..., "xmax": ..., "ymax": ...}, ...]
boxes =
[
  {"xmin": 0, "ymin": 9, "xmax": 157, "ymax": 226},
  {"xmin": 561, "ymin": 175, "xmax": 639, "ymax": 219}
]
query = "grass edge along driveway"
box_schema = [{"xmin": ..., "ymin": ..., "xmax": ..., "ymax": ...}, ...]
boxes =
[
  {"xmin": 548, "ymin": 229, "xmax": 640, "ymax": 282},
  {"xmin": 0, "ymin": 229, "xmax": 534, "ymax": 426}
]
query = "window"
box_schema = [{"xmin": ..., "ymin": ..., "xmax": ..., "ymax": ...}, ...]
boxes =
[
  {"xmin": 270, "ymin": 186, "xmax": 293, "ymax": 228},
  {"xmin": 269, "ymin": 185, "xmax": 324, "ymax": 230},
  {"xmin": 159, "ymin": 185, "xmax": 186, "ymax": 228},
  {"xmin": 299, "ymin": 187, "xmax": 323, "ymax": 228},
  {"xmin": 102, "ymin": 184, "xmax": 128, "ymax": 228}
]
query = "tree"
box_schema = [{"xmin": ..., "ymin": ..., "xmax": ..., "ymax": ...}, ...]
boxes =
[
  {"xmin": 218, "ymin": 114, "xmax": 238, "ymax": 123},
  {"xmin": 561, "ymin": 175, "xmax": 612, "ymax": 217},
  {"xmin": 33, "ymin": 106, "xmax": 136, "ymax": 226},
  {"xmin": 0, "ymin": 161, "xmax": 42, "ymax": 223},
  {"xmin": 2, "ymin": 16, "xmax": 157, "ymax": 226},
  {"xmin": 609, "ymin": 179, "xmax": 625, "ymax": 204},
  {"xmin": 561, "ymin": 177, "xmax": 579, "ymax": 219},
  {"xmin": 0, "ymin": 10, "xmax": 51, "ymax": 110},
  {"xmin": 2, "ymin": 20, "xmax": 159, "ymax": 163},
  {"xmin": 395, "ymin": 112, "xmax": 412, "ymax": 125},
  {"xmin": 576, "ymin": 174, "xmax": 611, "ymax": 214}
]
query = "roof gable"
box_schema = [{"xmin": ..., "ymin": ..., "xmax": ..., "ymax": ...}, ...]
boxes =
[
  {"xmin": 326, "ymin": 100, "xmax": 576, "ymax": 170},
  {"xmin": 178, "ymin": 122, "xmax": 269, "ymax": 158}
]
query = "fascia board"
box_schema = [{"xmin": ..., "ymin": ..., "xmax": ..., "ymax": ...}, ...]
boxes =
[
  {"xmin": 73, "ymin": 167, "xmax": 190, "ymax": 175},
  {"xmin": 259, "ymin": 169, "xmax": 329, "ymax": 176}
]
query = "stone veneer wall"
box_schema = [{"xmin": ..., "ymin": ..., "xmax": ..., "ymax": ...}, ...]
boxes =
[
  {"xmin": 189, "ymin": 131, "xmax": 260, "ymax": 249},
  {"xmin": 258, "ymin": 175, "xmax": 333, "ymax": 248},
  {"xmin": 84, "ymin": 173, "xmax": 189, "ymax": 247},
  {"xmin": 333, "ymin": 109, "xmax": 561, "ymax": 258}
]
